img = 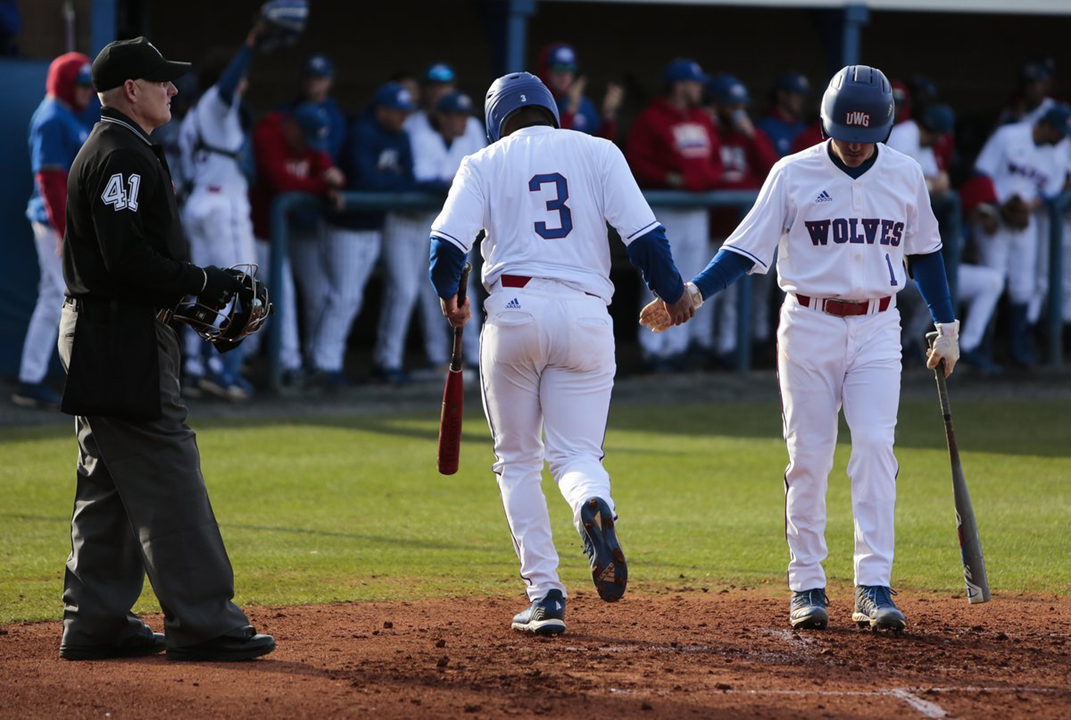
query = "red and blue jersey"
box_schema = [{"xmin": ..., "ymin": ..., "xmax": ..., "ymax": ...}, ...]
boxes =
[{"xmin": 26, "ymin": 53, "xmax": 92, "ymax": 230}]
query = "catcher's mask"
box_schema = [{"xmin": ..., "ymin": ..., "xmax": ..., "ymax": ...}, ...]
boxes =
[{"xmin": 174, "ymin": 264, "xmax": 273, "ymax": 344}]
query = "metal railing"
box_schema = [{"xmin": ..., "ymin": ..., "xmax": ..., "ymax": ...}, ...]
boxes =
[
  {"xmin": 1046, "ymin": 190, "xmax": 1070, "ymax": 366},
  {"xmin": 263, "ymin": 186, "xmax": 1066, "ymax": 390}
]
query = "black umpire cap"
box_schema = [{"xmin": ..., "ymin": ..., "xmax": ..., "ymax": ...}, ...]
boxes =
[{"xmin": 92, "ymin": 36, "xmax": 191, "ymax": 92}]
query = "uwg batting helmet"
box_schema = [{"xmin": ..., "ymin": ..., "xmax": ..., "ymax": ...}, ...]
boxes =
[
  {"xmin": 174, "ymin": 264, "xmax": 273, "ymax": 347},
  {"xmin": 484, "ymin": 72, "xmax": 560, "ymax": 143},
  {"xmin": 820, "ymin": 65, "xmax": 895, "ymax": 143}
]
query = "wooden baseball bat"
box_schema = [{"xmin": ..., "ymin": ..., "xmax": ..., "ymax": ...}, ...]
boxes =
[
  {"xmin": 934, "ymin": 360, "xmax": 991, "ymax": 604},
  {"xmin": 436, "ymin": 262, "xmax": 471, "ymax": 475}
]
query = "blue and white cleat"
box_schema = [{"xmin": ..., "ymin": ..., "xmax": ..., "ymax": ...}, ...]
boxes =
[
  {"xmin": 579, "ymin": 497, "xmax": 628, "ymax": 602},
  {"xmin": 511, "ymin": 589, "xmax": 566, "ymax": 636},
  {"xmin": 790, "ymin": 588, "xmax": 829, "ymax": 630},
  {"xmin": 853, "ymin": 585, "xmax": 906, "ymax": 633}
]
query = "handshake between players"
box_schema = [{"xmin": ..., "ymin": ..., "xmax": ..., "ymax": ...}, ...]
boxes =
[{"xmin": 639, "ymin": 281, "xmax": 703, "ymax": 333}]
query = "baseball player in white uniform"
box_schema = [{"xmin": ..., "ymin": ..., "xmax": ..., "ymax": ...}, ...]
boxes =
[
  {"xmin": 377, "ymin": 88, "xmax": 485, "ymax": 376},
  {"xmin": 430, "ymin": 73, "xmax": 693, "ymax": 635},
  {"xmin": 973, "ymin": 104, "xmax": 1071, "ymax": 366},
  {"xmin": 643, "ymin": 65, "xmax": 960, "ymax": 633},
  {"xmin": 178, "ymin": 27, "xmax": 262, "ymax": 398},
  {"xmin": 887, "ymin": 105, "xmax": 1004, "ymax": 372}
]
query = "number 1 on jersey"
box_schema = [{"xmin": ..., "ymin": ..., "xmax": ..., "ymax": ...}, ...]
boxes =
[{"xmin": 529, "ymin": 173, "xmax": 573, "ymax": 239}]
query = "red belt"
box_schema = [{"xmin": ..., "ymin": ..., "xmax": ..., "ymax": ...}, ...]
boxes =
[
  {"xmin": 501, "ymin": 275, "xmax": 532, "ymax": 288},
  {"xmin": 795, "ymin": 293, "xmax": 891, "ymax": 317},
  {"xmin": 501, "ymin": 274, "xmax": 599, "ymax": 298}
]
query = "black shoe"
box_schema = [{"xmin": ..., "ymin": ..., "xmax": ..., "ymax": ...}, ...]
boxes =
[
  {"xmin": 166, "ymin": 625, "xmax": 276, "ymax": 662},
  {"xmin": 60, "ymin": 624, "xmax": 165, "ymax": 661},
  {"xmin": 511, "ymin": 589, "xmax": 566, "ymax": 636},
  {"xmin": 579, "ymin": 497, "xmax": 628, "ymax": 602},
  {"xmin": 790, "ymin": 588, "xmax": 829, "ymax": 630}
]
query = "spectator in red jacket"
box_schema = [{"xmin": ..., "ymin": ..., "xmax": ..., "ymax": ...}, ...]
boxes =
[
  {"xmin": 626, "ymin": 58, "xmax": 722, "ymax": 371},
  {"xmin": 248, "ymin": 103, "xmax": 344, "ymax": 385},
  {"xmin": 704, "ymin": 73, "xmax": 779, "ymax": 366}
]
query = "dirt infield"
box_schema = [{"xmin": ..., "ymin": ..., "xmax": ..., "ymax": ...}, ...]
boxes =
[{"xmin": 2, "ymin": 587, "xmax": 1069, "ymax": 719}]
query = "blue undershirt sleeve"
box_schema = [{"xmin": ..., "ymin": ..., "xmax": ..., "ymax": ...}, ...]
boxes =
[
  {"xmin": 217, "ymin": 45, "xmax": 253, "ymax": 106},
  {"xmin": 625, "ymin": 226, "xmax": 685, "ymax": 303},
  {"xmin": 429, "ymin": 237, "xmax": 468, "ymax": 300},
  {"xmin": 693, "ymin": 249, "xmax": 755, "ymax": 300},
  {"xmin": 909, "ymin": 251, "xmax": 956, "ymax": 324}
]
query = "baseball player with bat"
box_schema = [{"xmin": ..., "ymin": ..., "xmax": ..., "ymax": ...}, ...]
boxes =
[
  {"xmin": 643, "ymin": 65, "xmax": 960, "ymax": 632},
  {"xmin": 430, "ymin": 72, "xmax": 693, "ymax": 635}
]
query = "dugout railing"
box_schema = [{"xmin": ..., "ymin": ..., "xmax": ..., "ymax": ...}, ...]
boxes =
[{"xmin": 266, "ymin": 188, "xmax": 1006, "ymax": 390}]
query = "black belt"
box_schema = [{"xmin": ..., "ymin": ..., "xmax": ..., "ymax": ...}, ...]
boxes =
[{"xmin": 64, "ymin": 296, "xmax": 173, "ymax": 324}]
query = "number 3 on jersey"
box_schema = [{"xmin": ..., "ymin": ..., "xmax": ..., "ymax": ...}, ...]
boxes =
[
  {"xmin": 529, "ymin": 173, "xmax": 572, "ymax": 239},
  {"xmin": 101, "ymin": 172, "xmax": 141, "ymax": 212}
]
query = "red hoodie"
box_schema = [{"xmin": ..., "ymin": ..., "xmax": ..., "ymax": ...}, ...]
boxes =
[
  {"xmin": 626, "ymin": 97, "xmax": 721, "ymax": 192},
  {"xmin": 37, "ymin": 52, "xmax": 90, "ymax": 236},
  {"xmin": 710, "ymin": 122, "xmax": 779, "ymax": 237},
  {"xmin": 249, "ymin": 110, "xmax": 337, "ymax": 239}
]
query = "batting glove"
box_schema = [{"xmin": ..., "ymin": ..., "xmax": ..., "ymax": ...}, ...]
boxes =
[{"xmin": 926, "ymin": 320, "xmax": 960, "ymax": 377}]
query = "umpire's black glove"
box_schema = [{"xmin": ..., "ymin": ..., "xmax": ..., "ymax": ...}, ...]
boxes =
[{"xmin": 199, "ymin": 265, "xmax": 244, "ymax": 309}]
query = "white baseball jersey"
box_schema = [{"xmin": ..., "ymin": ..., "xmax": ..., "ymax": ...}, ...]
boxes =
[
  {"xmin": 886, "ymin": 120, "xmax": 940, "ymax": 178},
  {"xmin": 405, "ymin": 111, "xmax": 486, "ymax": 175},
  {"xmin": 178, "ymin": 86, "xmax": 247, "ymax": 192},
  {"xmin": 430, "ymin": 126, "xmax": 660, "ymax": 303},
  {"xmin": 974, "ymin": 122, "xmax": 1067, "ymax": 203},
  {"xmin": 723, "ymin": 140, "xmax": 942, "ymax": 301}
]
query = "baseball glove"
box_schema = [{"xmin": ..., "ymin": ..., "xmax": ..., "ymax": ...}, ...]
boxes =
[
  {"xmin": 1000, "ymin": 195, "xmax": 1031, "ymax": 230},
  {"xmin": 257, "ymin": 0, "xmax": 308, "ymax": 53}
]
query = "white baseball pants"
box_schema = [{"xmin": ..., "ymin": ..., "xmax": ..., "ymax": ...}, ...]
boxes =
[
  {"xmin": 901, "ymin": 263, "xmax": 1004, "ymax": 355},
  {"xmin": 181, "ymin": 188, "xmax": 257, "ymax": 376},
  {"xmin": 480, "ymin": 279, "xmax": 617, "ymax": 602},
  {"xmin": 974, "ymin": 217, "xmax": 1040, "ymax": 307},
  {"xmin": 19, "ymin": 222, "xmax": 65, "ymax": 384},
  {"xmin": 243, "ymin": 239, "xmax": 302, "ymax": 372},
  {"xmin": 778, "ymin": 293, "xmax": 902, "ymax": 591},
  {"xmin": 638, "ymin": 208, "xmax": 708, "ymax": 360},
  {"xmin": 291, "ymin": 224, "xmax": 380, "ymax": 373},
  {"xmin": 379, "ymin": 212, "xmax": 485, "ymax": 371}
]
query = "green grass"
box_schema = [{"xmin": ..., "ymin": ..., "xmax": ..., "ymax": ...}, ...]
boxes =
[{"xmin": 1, "ymin": 399, "xmax": 1068, "ymax": 623}]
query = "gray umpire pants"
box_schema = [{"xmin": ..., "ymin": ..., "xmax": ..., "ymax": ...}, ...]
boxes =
[{"xmin": 57, "ymin": 304, "xmax": 249, "ymax": 648}]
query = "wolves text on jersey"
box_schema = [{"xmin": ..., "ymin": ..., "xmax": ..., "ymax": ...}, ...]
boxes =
[{"xmin": 804, "ymin": 217, "xmax": 904, "ymax": 247}]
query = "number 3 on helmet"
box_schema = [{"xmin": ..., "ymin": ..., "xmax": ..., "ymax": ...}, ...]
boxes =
[{"xmin": 483, "ymin": 72, "xmax": 560, "ymax": 143}]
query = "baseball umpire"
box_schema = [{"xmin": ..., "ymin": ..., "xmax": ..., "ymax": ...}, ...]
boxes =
[{"xmin": 57, "ymin": 37, "xmax": 274, "ymax": 661}]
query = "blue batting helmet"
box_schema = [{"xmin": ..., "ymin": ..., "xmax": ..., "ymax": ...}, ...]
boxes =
[
  {"xmin": 820, "ymin": 65, "xmax": 895, "ymax": 143},
  {"xmin": 484, "ymin": 72, "xmax": 560, "ymax": 143}
]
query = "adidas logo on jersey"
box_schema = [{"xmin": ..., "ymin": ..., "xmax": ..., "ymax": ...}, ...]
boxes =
[
  {"xmin": 505, "ymin": 298, "xmax": 521, "ymax": 309},
  {"xmin": 815, "ymin": 190, "xmax": 833, "ymax": 204}
]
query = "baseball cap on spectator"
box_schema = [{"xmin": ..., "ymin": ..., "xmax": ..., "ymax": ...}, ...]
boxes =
[
  {"xmin": 436, "ymin": 91, "xmax": 473, "ymax": 115},
  {"xmin": 707, "ymin": 73, "xmax": 751, "ymax": 105},
  {"xmin": 291, "ymin": 102, "xmax": 329, "ymax": 151},
  {"xmin": 775, "ymin": 70, "xmax": 810, "ymax": 95},
  {"xmin": 92, "ymin": 36, "xmax": 190, "ymax": 92},
  {"xmin": 76, "ymin": 62, "xmax": 93, "ymax": 87},
  {"xmin": 663, "ymin": 58, "xmax": 707, "ymax": 86},
  {"xmin": 303, "ymin": 54, "xmax": 334, "ymax": 78},
  {"xmin": 1040, "ymin": 102, "xmax": 1071, "ymax": 137},
  {"xmin": 374, "ymin": 82, "xmax": 417, "ymax": 111},
  {"xmin": 424, "ymin": 62, "xmax": 455, "ymax": 84},
  {"xmin": 546, "ymin": 43, "xmax": 578, "ymax": 73},
  {"xmin": 919, "ymin": 104, "xmax": 955, "ymax": 135}
]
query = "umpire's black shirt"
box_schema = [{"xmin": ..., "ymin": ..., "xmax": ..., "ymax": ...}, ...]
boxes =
[{"xmin": 64, "ymin": 106, "xmax": 204, "ymax": 307}]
